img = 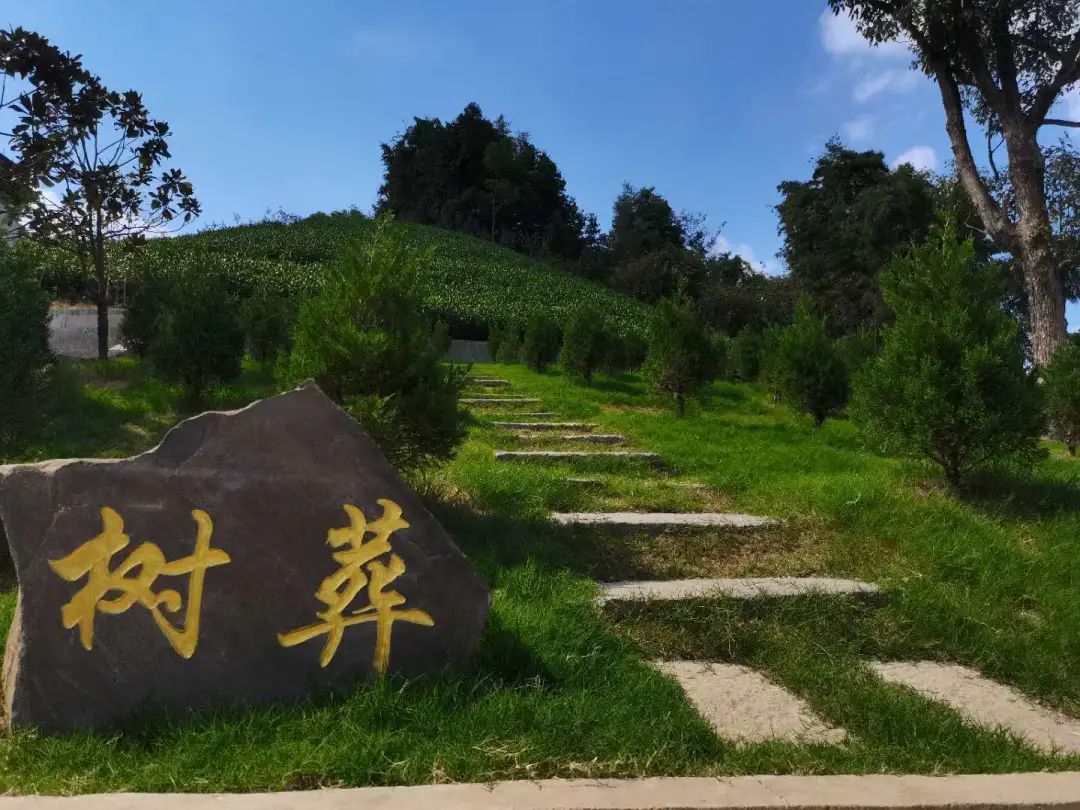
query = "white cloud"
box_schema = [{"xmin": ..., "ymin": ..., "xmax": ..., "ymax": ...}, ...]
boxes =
[
  {"xmin": 713, "ymin": 236, "xmax": 780, "ymax": 277},
  {"xmin": 843, "ymin": 115, "xmax": 874, "ymax": 142},
  {"xmin": 819, "ymin": 11, "xmax": 908, "ymax": 59},
  {"xmin": 892, "ymin": 145, "xmax": 938, "ymax": 172},
  {"xmin": 1056, "ymin": 87, "xmax": 1080, "ymax": 123},
  {"xmin": 853, "ymin": 69, "xmax": 920, "ymax": 102}
]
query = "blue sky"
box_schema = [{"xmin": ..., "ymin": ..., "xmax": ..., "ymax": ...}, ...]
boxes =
[{"xmin": 5, "ymin": 0, "xmax": 1078, "ymax": 327}]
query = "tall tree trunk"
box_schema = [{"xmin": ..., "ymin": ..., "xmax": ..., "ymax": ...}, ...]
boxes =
[{"xmin": 1007, "ymin": 128, "xmax": 1066, "ymax": 366}]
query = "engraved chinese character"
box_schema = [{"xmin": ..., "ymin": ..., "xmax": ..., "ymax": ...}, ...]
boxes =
[
  {"xmin": 48, "ymin": 506, "xmax": 231, "ymax": 658},
  {"xmin": 278, "ymin": 498, "xmax": 434, "ymax": 673}
]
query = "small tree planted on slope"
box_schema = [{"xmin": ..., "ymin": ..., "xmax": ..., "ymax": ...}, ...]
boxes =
[
  {"xmin": 561, "ymin": 307, "xmax": 605, "ymax": 383},
  {"xmin": 852, "ymin": 226, "xmax": 1044, "ymax": 486},
  {"xmin": 1044, "ymin": 335, "xmax": 1080, "ymax": 456},
  {"xmin": 766, "ymin": 298, "xmax": 849, "ymax": 425},
  {"xmin": 280, "ymin": 216, "xmax": 466, "ymax": 470},
  {"xmin": 520, "ymin": 314, "xmax": 560, "ymax": 372},
  {"xmin": 0, "ymin": 243, "xmax": 52, "ymax": 439},
  {"xmin": 644, "ymin": 291, "xmax": 717, "ymax": 416},
  {"xmin": 148, "ymin": 264, "xmax": 244, "ymax": 407}
]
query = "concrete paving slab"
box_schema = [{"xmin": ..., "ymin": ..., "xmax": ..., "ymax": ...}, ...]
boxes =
[
  {"xmin": 495, "ymin": 450, "xmax": 660, "ymax": 464},
  {"xmin": 493, "ymin": 422, "xmax": 596, "ymax": 430},
  {"xmin": 466, "ymin": 377, "xmax": 509, "ymax": 386},
  {"xmin": 871, "ymin": 661, "xmax": 1080, "ymax": 755},
  {"xmin": 517, "ymin": 433, "xmax": 624, "ymax": 444},
  {"xmin": 4, "ymin": 773, "xmax": 1080, "ymax": 809},
  {"xmin": 597, "ymin": 577, "xmax": 881, "ymax": 604},
  {"xmin": 553, "ymin": 512, "xmax": 778, "ymax": 532},
  {"xmin": 656, "ymin": 661, "xmax": 847, "ymax": 744},
  {"xmin": 461, "ymin": 398, "xmax": 541, "ymax": 405}
]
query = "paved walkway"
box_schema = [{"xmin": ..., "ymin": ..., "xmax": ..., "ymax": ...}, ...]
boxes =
[{"xmin": 3, "ymin": 773, "xmax": 1079, "ymax": 808}]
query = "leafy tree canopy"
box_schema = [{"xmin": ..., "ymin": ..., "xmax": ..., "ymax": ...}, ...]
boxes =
[
  {"xmin": 776, "ymin": 139, "xmax": 936, "ymax": 335},
  {"xmin": 377, "ymin": 102, "xmax": 592, "ymax": 265}
]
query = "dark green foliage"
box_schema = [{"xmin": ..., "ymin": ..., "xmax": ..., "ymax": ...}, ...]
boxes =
[
  {"xmin": 561, "ymin": 308, "xmax": 606, "ymax": 383},
  {"xmin": 0, "ymin": 243, "xmax": 52, "ymax": 438},
  {"xmin": 776, "ymin": 140, "xmax": 936, "ymax": 335},
  {"xmin": 765, "ymin": 299, "xmax": 849, "ymax": 425},
  {"xmin": 643, "ymin": 292, "xmax": 717, "ymax": 416},
  {"xmin": 835, "ymin": 329, "xmax": 880, "ymax": 380},
  {"xmin": 377, "ymin": 102, "xmax": 593, "ymax": 264},
  {"xmin": 240, "ymin": 289, "xmax": 297, "ymax": 367},
  {"xmin": 852, "ymin": 227, "xmax": 1045, "ymax": 486},
  {"xmin": 520, "ymin": 315, "xmax": 560, "ymax": 372},
  {"xmin": 601, "ymin": 331, "xmax": 648, "ymax": 373},
  {"xmin": 279, "ymin": 217, "xmax": 466, "ymax": 470},
  {"xmin": 728, "ymin": 327, "xmax": 765, "ymax": 382},
  {"xmin": 698, "ymin": 272, "xmax": 797, "ymax": 335},
  {"xmin": 120, "ymin": 268, "xmax": 170, "ymax": 358},
  {"xmin": 148, "ymin": 265, "xmax": 244, "ymax": 406},
  {"xmin": 494, "ymin": 323, "xmax": 523, "ymax": 364},
  {"xmin": 1043, "ymin": 335, "xmax": 1080, "ymax": 455}
]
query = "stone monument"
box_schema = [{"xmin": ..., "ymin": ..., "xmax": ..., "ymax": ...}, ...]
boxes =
[{"xmin": 0, "ymin": 382, "xmax": 490, "ymax": 733}]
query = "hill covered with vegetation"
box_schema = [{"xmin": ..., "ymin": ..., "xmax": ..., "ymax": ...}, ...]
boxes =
[{"xmin": 136, "ymin": 211, "xmax": 653, "ymax": 340}]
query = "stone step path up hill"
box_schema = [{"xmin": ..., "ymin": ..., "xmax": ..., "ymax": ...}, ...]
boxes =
[
  {"xmin": 656, "ymin": 661, "xmax": 847, "ymax": 744},
  {"xmin": 494, "ymin": 422, "xmax": 597, "ymax": 431},
  {"xmin": 461, "ymin": 397, "xmax": 541, "ymax": 406},
  {"xmin": 597, "ymin": 577, "xmax": 881, "ymax": 604},
  {"xmin": 519, "ymin": 433, "xmax": 626, "ymax": 445},
  {"xmin": 554, "ymin": 512, "xmax": 778, "ymax": 533},
  {"xmin": 465, "ymin": 377, "xmax": 510, "ymax": 387},
  {"xmin": 495, "ymin": 450, "xmax": 661, "ymax": 464},
  {"xmin": 654, "ymin": 658, "xmax": 1080, "ymax": 752}
]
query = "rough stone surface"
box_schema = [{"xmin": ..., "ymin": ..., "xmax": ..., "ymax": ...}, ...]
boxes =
[
  {"xmin": 460, "ymin": 398, "xmax": 540, "ymax": 405},
  {"xmin": 656, "ymin": 661, "xmax": 847, "ymax": 744},
  {"xmin": 493, "ymin": 422, "xmax": 595, "ymax": 431},
  {"xmin": 465, "ymin": 378, "xmax": 509, "ymax": 387},
  {"xmin": 502, "ymin": 412, "xmax": 556, "ymax": 418},
  {"xmin": 554, "ymin": 512, "xmax": 777, "ymax": 532},
  {"xmin": 0, "ymin": 383, "xmax": 490, "ymax": 733},
  {"xmin": 597, "ymin": 577, "xmax": 881, "ymax": 604},
  {"xmin": 871, "ymin": 662, "xmax": 1080, "ymax": 755},
  {"xmin": 495, "ymin": 450, "xmax": 660, "ymax": 464},
  {"xmin": 4, "ymin": 773, "xmax": 1080, "ymax": 809},
  {"xmin": 548, "ymin": 433, "xmax": 625, "ymax": 445}
]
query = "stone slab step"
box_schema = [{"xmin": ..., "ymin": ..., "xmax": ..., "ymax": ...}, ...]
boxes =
[
  {"xmin": 521, "ymin": 433, "xmax": 625, "ymax": 445},
  {"xmin": 871, "ymin": 661, "xmax": 1080, "ymax": 755},
  {"xmin": 656, "ymin": 661, "xmax": 846, "ymax": 744},
  {"xmin": 554, "ymin": 512, "xmax": 777, "ymax": 532},
  {"xmin": 495, "ymin": 450, "xmax": 660, "ymax": 464},
  {"xmin": 597, "ymin": 577, "xmax": 881, "ymax": 604},
  {"xmin": 507, "ymin": 412, "xmax": 556, "ymax": 418},
  {"xmin": 461, "ymin": 398, "xmax": 540, "ymax": 405},
  {"xmin": 465, "ymin": 377, "xmax": 509, "ymax": 387},
  {"xmin": 493, "ymin": 422, "xmax": 596, "ymax": 431}
]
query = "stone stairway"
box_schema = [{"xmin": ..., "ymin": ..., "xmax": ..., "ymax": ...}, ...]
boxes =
[{"xmin": 467, "ymin": 369, "xmax": 1080, "ymax": 757}]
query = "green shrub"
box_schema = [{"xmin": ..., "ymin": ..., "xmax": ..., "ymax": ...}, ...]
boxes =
[
  {"xmin": 765, "ymin": 299, "xmax": 848, "ymax": 425},
  {"xmin": 278, "ymin": 216, "xmax": 466, "ymax": 470},
  {"xmin": 240, "ymin": 289, "xmax": 298, "ymax": 367},
  {"xmin": 120, "ymin": 266, "xmax": 171, "ymax": 358},
  {"xmin": 495, "ymin": 323, "xmax": 523, "ymax": 364},
  {"xmin": 643, "ymin": 291, "xmax": 717, "ymax": 416},
  {"xmin": 148, "ymin": 265, "xmax": 245, "ymax": 406},
  {"xmin": 521, "ymin": 315, "xmax": 560, "ymax": 372},
  {"xmin": 487, "ymin": 322, "xmax": 506, "ymax": 361},
  {"xmin": 728, "ymin": 327, "xmax": 764, "ymax": 381},
  {"xmin": 852, "ymin": 227, "xmax": 1044, "ymax": 486},
  {"xmin": 0, "ymin": 243, "xmax": 52, "ymax": 438},
  {"xmin": 835, "ymin": 329, "xmax": 880, "ymax": 379},
  {"xmin": 561, "ymin": 308, "xmax": 605, "ymax": 383},
  {"xmin": 1044, "ymin": 334, "xmax": 1080, "ymax": 456}
]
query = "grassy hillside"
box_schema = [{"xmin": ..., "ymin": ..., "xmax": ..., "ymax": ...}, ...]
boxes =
[{"xmin": 141, "ymin": 211, "xmax": 651, "ymax": 339}]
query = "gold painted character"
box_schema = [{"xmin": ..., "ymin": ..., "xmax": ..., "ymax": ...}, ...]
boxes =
[
  {"xmin": 278, "ymin": 498, "xmax": 434, "ymax": 674},
  {"xmin": 48, "ymin": 506, "xmax": 231, "ymax": 658}
]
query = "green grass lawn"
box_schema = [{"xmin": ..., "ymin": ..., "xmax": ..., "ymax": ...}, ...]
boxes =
[{"xmin": 1, "ymin": 359, "xmax": 1079, "ymax": 793}]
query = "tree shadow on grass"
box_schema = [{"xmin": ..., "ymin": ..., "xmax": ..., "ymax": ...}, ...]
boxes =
[{"xmin": 959, "ymin": 469, "xmax": 1080, "ymax": 523}]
